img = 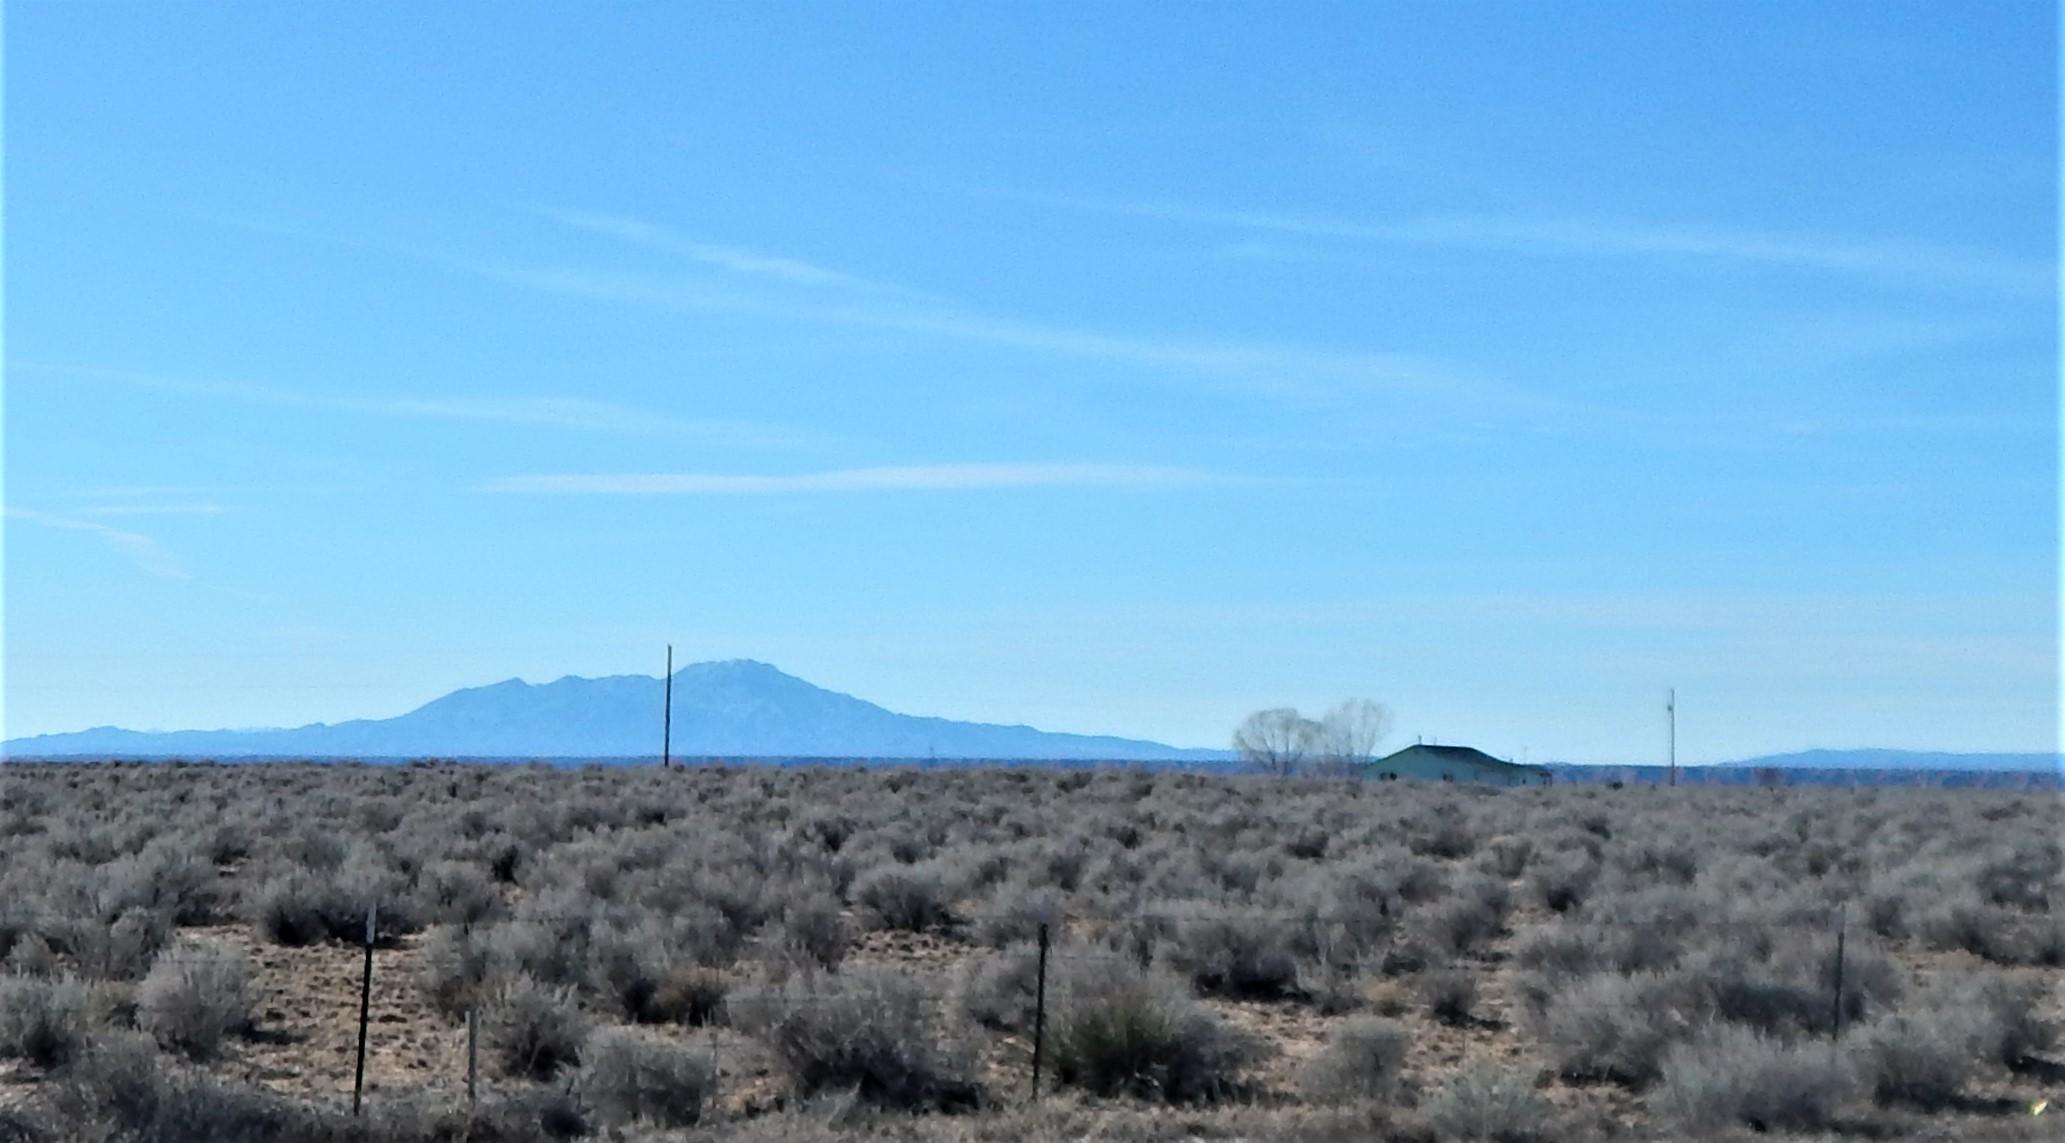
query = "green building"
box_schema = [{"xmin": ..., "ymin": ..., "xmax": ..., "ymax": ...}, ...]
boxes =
[{"xmin": 1361, "ymin": 744, "xmax": 1551, "ymax": 787}]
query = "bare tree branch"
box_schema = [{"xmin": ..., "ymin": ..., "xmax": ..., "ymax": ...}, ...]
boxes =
[{"xmin": 1233, "ymin": 707, "xmax": 1322, "ymax": 777}]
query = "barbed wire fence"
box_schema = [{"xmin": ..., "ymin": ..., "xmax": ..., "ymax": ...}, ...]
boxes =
[{"xmin": 0, "ymin": 898, "xmax": 1892, "ymax": 1117}]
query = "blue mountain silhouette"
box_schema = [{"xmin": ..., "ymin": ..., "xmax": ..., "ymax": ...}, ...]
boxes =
[{"xmin": 1, "ymin": 659, "xmax": 1224, "ymax": 761}]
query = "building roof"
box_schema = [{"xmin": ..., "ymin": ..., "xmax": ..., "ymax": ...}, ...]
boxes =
[{"xmin": 1372, "ymin": 744, "xmax": 1549, "ymax": 774}]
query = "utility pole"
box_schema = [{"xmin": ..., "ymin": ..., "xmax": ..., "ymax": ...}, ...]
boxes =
[
  {"xmin": 1666, "ymin": 687, "xmax": 1677, "ymax": 788},
  {"xmin": 662, "ymin": 645, "xmax": 673, "ymax": 769}
]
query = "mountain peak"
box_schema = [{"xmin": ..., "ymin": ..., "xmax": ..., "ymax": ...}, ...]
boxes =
[
  {"xmin": 3, "ymin": 660, "xmax": 1219, "ymax": 762},
  {"xmin": 679, "ymin": 657, "xmax": 788, "ymax": 677}
]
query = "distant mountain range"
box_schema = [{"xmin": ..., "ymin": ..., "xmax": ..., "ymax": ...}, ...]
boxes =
[
  {"xmin": 1548, "ymin": 749, "xmax": 2061, "ymax": 789},
  {"xmin": 1711, "ymin": 748, "xmax": 2060, "ymax": 773},
  {"xmin": 4, "ymin": 663, "xmax": 2056, "ymax": 775},
  {"xmin": 0, "ymin": 659, "xmax": 1226, "ymax": 762}
]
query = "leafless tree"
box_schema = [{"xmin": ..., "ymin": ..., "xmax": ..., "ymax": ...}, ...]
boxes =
[
  {"xmin": 1233, "ymin": 707, "xmax": 1321, "ymax": 777},
  {"xmin": 1312, "ymin": 698, "xmax": 1392, "ymax": 776}
]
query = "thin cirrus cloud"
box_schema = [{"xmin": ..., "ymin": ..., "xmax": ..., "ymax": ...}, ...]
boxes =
[
  {"xmin": 74, "ymin": 503, "xmax": 232, "ymax": 519},
  {"xmin": 3, "ymin": 506, "xmax": 188, "ymax": 579},
  {"xmin": 511, "ymin": 211, "xmax": 1513, "ymax": 407},
  {"xmin": 989, "ymin": 189, "xmax": 2053, "ymax": 293},
  {"xmin": 543, "ymin": 209, "xmax": 930, "ymax": 298},
  {"xmin": 16, "ymin": 363, "xmax": 812, "ymax": 449},
  {"xmin": 481, "ymin": 462, "xmax": 1240, "ymax": 495}
]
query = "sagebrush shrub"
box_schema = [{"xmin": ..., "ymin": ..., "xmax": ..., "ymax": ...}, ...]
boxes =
[
  {"xmin": 62, "ymin": 907, "xmax": 171, "ymax": 981},
  {"xmin": 248, "ymin": 870, "xmax": 353, "ymax": 947},
  {"xmin": 484, "ymin": 975, "xmax": 591, "ymax": 1081},
  {"xmin": 975, "ymin": 881, "xmax": 1063, "ymax": 949},
  {"xmin": 774, "ymin": 892, "xmax": 850, "ymax": 971},
  {"xmin": 1481, "ymin": 835, "xmax": 1534, "ymax": 879},
  {"xmin": 1851, "ymin": 1011, "xmax": 1974, "ymax": 1110},
  {"xmin": 413, "ymin": 860, "xmax": 500, "ymax": 926},
  {"xmin": 417, "ymin": 924, "xmax": 498, "ymax": 1021},
  {"xmin": 733, "ymin": 967, "xmax": 978, "ymax": 1110},
  {"xmin": 851, "ymin": 861, "xmax": 958, "ymax": 934},
  {"xmin": 1302, "ymin": 1015, "xmax": 1407, "ymax": 1102},
  {"xmin": 46, "ymin": 1032, "xmax": 330, "ymax": 1142},
  {"xmin": 1293, "ymin": 957, "xmax": 1369, "ymax": 1016},
  {"xmin": 1162, "ymin": 907, "xmax": 1299, "ymax": 998},
  {"xmin": 955, "ymin": 943, "xmax": 1041, "ymax": 1032},
  {"xmin": 136, "ymin": 949, "xmax": 254, "ymax": 1061},
  {"xmin": 577, "ymin": 1027, "xmax": 715, "ymax": 1128},
  {"xmin": 1416, "ymin": 1065, "xmax": 1552, "ymax": 1142},
  {"xmin": 1419, "ymin": 969, "xmax": 1479, "ymax": 1025},
  {"xmin": 0, "ymin": 975, "xmax": 96, "ymax": 1068},
  {"xmin": 5, "ymin": 934, "xmax": 59, "ymax": 979},
  {"xmin": 1532, "ymin": 971, "xmax": 1703, "ymax": 1087},
  {"xmin": 1654, "ymin": 1023, "xmax": 1854, "ymax": 1130},
  {"xmin": 654, "ymin": 964, "xmax": 731, "ymax": 1027},
  {"xmin": 1416, "ymin": 895, "xmax": 1505, "ymax": 959},
  {"xmin": 1527, "ymin": 856, "xmax": 1596, "ymax": 914},
  {"xmin": 1046, "ymin": 959, "xmax": 1258, "ymax": 1103},
  {"xmin": 1947, "ymin": 974, "xmax": 2057, "ymax": 1068},
  {"xmin": 586, "ymin": 919, "xmax": 686, "ymax": 1024}
]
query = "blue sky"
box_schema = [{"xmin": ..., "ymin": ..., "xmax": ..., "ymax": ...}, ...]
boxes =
[{"xmin": 3, "ymin": 2, "xmax": 2057, "ymax": 762}]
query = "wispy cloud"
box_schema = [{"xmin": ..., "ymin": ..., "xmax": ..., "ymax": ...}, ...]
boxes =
[
  {"xmin": 482, "ymin": 462, "xmax": 1239, "ymax": 495},
  {"xmin": 16, "ymin": 364, "xmax": 812, "ymax": 449},
  {"xmin": 3, "ymin": 506, "xmax": 188, "ymax": 579},
  {"xmin": 543, "ymin": 209, "xmax": 927, "ymax": 298},
  {"xmin": 73, "ymin": 503, "xmax": 232, "ymax": 519},
  {"xmin": 989, "ymin": 189, "xmax": 2053, "ymax": 292},
  {"xmin": 493, "ymin": 244, "xmax": 1515, "ymax": 408}
]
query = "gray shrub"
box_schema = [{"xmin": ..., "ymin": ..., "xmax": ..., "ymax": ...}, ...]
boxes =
[
  {"xmin": 136, "ymin": 949, "xmax": 254, "ymax": 1061},
  {"xmin": 576, "ymin": 1027, "xmax": 716, "ymax": 1128},
  {"xmin": 1045, "ymin": 958, "xmax": 1259, "ymax": 1103},
  {"xmin": 1416, "ymin": 1065, "xmax": 1554, "ymax": 1142},
  {"xmin": 1850, "ymin": 1010, "xmax": 1976, "ymax": 1110},
  {"xmin": 1654, "ymin": 1023, "xmax": 1855, "ymax": 1131},
  {"xmin": 1302, "ymin": 1015, "xmax": 1408, "ymax": 1102},
  {"xmin": 483, "ymin": 974, "xmax": 592, "ymax": 1081},
  {"xmin": 732, "ymin": 966, "xmax": 979, "ymax": 1110},
  {"xmin": 851, "ymin": 860, "xmax": 959, "ymax": 934},
  {"xmin": 0, "ymin": 974, "xmax": 98, "ymax": 1069}
]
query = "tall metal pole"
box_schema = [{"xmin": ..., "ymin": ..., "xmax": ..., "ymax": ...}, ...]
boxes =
[
  {"xmin": 662, "ymin": 645, "xmax": 673, "ymax": 769},
  {"xmin": 1667, "ymin": 688, "xmax": 1676, "ymax": 788}
]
